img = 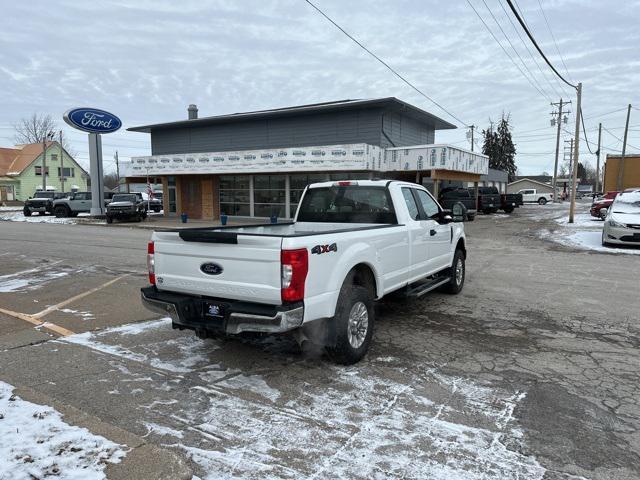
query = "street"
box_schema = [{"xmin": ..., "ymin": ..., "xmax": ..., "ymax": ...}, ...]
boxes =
[{"xmin": 0, "ymin": 204, "xmax": 639, "ymax": 479}]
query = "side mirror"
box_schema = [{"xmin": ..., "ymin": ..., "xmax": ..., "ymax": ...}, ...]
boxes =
[
  {"xmin": 439, "ymin": 209, "xmax": 453, "ymax": 224},
  {"xmin": 451, "ymin": 202, "xmax": 467, "ymax": 222}
]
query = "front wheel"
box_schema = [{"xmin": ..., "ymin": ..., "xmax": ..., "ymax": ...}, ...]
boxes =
[
  {"xmin": 538, "ymin": 197, "xmax": 547, "ymax": 205},
  {"xmin": 106, "ymin": 216, "xmax": 113, "ymax": 224},
  {"xmin": 441, "ymin": 249, "xmax": 465, "ymax": 294},
  {"xmin": 326, "ymin": 284, "xmax": 374, "ymax": 365},
  {"xmin": 23, "ymin": 208, "xmax": 32, "ymax": 217},
  {"xmin": 54, "ymin": 206, "xmax": 70, "ymax": 218},
  {"xmin": 504, "ymin": 207, "xmax": 514, "ymax": 214}
]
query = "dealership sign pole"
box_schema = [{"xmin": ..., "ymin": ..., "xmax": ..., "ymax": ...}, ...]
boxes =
[{"xmin": 63, "ymin": 108, "xmax": 122, "ymax": 215}]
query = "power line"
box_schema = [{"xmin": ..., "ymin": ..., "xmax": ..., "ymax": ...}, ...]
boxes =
[
  {"xmin": 536, "ymin": 0, "xmax": 573, "ymax": 84},
  {"xmin": 495, "ymin": 0, "xmax": 565, "ymax": 99},
  {"xmin": 465, "ymin": 0, "xmax": 552, "ymax": 101},
  {"xmin": 302, "ymin": 0, "xmax": 469, "ymax": 127},
  {"xmin": 504, "ymin": 0, "xmax": 576, "ymax": 89},
  {"xmin": 480, "ymin": 0, "xmax": 556, "ymax": 100},
  {"xmin": 602, "ymin": 126, "xmax": 640, "ymax": 151},
  {"xmin": 583, "ymin": 107, "xmax": 628, "ymax": 120},
  {"xmin": 579, "ymin": 109, "xmax": 595, "ymax": 154}
]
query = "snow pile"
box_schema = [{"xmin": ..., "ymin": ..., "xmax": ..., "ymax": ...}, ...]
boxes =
[
  {"xmin": 547, "ymin": 230, "xmax": 640, "ymax": 255},
  {"xmin": 0, "ymin": 211, "xmax": 77, "ymax": 224},
  {"xmin": 0, "ymin": 381, "xmax": 126, "ymax": 479}
]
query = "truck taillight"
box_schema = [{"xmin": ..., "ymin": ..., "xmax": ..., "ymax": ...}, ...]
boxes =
[
  {"xmin": 147, "ymin": 241, "xmax": 155, "ymax": 285},
  {"xmin": 281, "ymin": 248, "xmax": 308, "ymax": 302}
]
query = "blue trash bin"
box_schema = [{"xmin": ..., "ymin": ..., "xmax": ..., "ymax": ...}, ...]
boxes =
[
  {"xmin": 270, "ymin": 215, "xmax": 278, "ymax": 224},
  {"xmin": 220, "ymin": 214, "xmax": 228, "ymax": 226},
  {"xmin": 180, "ymin": 213, "xmax": 188, "ymax": 223}
]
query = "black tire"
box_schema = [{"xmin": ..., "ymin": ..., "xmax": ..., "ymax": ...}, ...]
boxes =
[
  {"xmin": 538, "ymin": 197, "xmax": 547, "ymax": 205},
  {"xmin": 23, "ymin": 208, "xmax": 32, "ymax": 217},
  {"xmin": 326, "ymin": 284, "xmax": 374, "ymax": 365},
  {"xmin": 106, "ymin": 216, "xmax": 113, "ymax": 224},
  {"xmin": 503, "ymin": 207, "xmax": 514, "ymax": 214},
  {"xmin": 136, "ymin": 214, "xmax": 142, "ymax": 222},
  {"xmin": 601, "ymin": 231, "xmax": 611, "ymax": 247},
  {"xmin": 466, "ymin": 213, "xmax": 475, "ymax": 222},
  {"xmin": 482, "ymin": 209, "xmax": 492, "ymax": 215},
  {"xmin": 54, "ymin": 206, "xmax": 70, "ymax": 218},
  {"xmin": 441, "ymin": 249, "xmax": 465, "ymax": 294}
]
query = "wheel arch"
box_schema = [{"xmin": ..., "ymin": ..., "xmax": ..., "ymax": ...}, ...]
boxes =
[{"xmin": 455, "ymin": 237, "xmax": 467, "ymax": 259}]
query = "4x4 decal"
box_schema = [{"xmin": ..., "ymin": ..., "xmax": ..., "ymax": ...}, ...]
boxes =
[{"xmin": 311, "ymin": 243, "xmax": 338, "ymax": 255}]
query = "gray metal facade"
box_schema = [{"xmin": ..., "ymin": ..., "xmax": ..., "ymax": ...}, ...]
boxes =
[{"xmin": 143, "ymin": 101, "xmax": 444, "ymax": 156}]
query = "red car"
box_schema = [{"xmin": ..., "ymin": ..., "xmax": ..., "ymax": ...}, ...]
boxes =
[{"xmin": 590, "ymin": 191, "xmax": 619, "ymax": 219}]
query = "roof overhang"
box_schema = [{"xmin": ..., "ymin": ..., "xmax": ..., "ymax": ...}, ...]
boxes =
[{"xmin": 128, "ymin": 97, "xmax": 457, "ymax": 133}]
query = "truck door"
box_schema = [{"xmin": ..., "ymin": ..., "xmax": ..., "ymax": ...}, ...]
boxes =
[
  {"xmin": 401, "ymin": 188, "xmax": 430, "ymax": 282},
  {"xmin": 413, "ymin": 189, "xmax": 451, "ymax": 273}
]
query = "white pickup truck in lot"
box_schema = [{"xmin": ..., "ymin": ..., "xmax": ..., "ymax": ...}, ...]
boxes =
[
  {"xmin": 141, "ymin": 180, "xmax": 467, "ymax": 364},
  {"xmin": 517, "ymin": 188, "xmax": 554, "ymax": 205}
]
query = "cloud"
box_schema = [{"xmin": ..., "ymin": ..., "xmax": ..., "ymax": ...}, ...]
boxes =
[{"xmin": 0, "ymin": 0, "xmax": 638, "ymax": 174}]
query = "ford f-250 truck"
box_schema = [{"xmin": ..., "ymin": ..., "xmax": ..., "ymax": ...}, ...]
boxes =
[{"xmin": 141, "ymin": 180, "xmax": 467, "ymax": 364}]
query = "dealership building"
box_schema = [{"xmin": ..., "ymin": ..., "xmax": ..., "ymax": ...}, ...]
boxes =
[{"xmin": 122, "ymin": 98, "xmax": 489, "ymax": 220}]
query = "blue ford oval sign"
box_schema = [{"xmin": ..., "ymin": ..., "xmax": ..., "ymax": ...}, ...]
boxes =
[
  {"xmin": 63, "ymin": 107, "xmax": 122, "ymax": 134},
  {"xmin": 200, "ymin": 262, "xmax": 223, "ymax": 275}
]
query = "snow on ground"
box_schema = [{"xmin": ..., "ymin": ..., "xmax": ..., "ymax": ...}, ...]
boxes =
[
  {"xmin": 0, "ymin": 211, "xmax": 78, "ymax": 224},
  {"xmin": 60, "ymin": 320, "xmax": 547, "ymax": 480},
  {"xmin": 59, "ymin": 308, "xmax": 96, "ymax": 321},
  {"xmin": 0, "ymin": 206, "xmax": 21, "ymax": 211},
  {"xmin": 0, "ymin": 381, "xmax": 126, "ymax": 480},
  {"xmin": 526, "ymin": 201, "xmax": 640, "ymax": 255},
  {"xmin": 0, "ymin": 263, "xmax": 88, "ymax": 293}
]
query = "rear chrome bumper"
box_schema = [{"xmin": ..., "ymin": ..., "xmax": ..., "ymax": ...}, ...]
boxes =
[{"xmin": 140, "ymin": 286, "xmax": 304, "ymax": 335}]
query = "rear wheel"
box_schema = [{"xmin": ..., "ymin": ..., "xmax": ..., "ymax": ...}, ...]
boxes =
[
  {"xmin": 466, "ymin": 213, "xmax": 475, "ymax": 221},
  {"xmin": 440, "ymin": 249, "xmax": 465, "ymax": 294},
  {"xmin": 538, "ymin": 197, "xmax": 547, "ymax": 205},
  {"xmin": 54, "ymin": 206, "xmax": 70, "ymax": 218},
  {"xmin": 326, "ymin": 284, "xmax": 374, "ymax": 365},
  {"xmin": 504, "ymin": 206, "xmax": 514, "ymax": 213}
]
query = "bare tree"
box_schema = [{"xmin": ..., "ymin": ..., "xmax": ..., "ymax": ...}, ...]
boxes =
[
  {"xmin": 103, "ymin": 173, "xmax": 119, "ymax": 190},
  {"xmin": 13, "ymin": 113, "xmax": 76, "ymax": 156}
]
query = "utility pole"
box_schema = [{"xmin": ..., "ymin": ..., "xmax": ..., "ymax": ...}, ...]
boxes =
[
  {"xmin": 467, "ymin": 125, "xmax": 475, "ymax": 152},
  {"xmin": 59, "ymin": 130, "xmax": 65, "ymax": 193},
  {"xmin": 568, "ymin": 82, "xmax": 582, "ymax": 224},
  {"xmin": 616, "ymin": 104, "xmax": 632, "ymax": 191},
  {"xmin": 41, "ymin": 131, "xmax": 54, "ymax": 191},
  {"xmin": 550, "ymin": 99, "xmax": 567, "ymax": 202},
  {"xmin": 114, "ymin": 151, "xmax": 120, "ymax": 192},
  {"xmin": 568, "ymin": 138, "xmax": 574, "ymax": 178},
  {"xmin": 595, "ymin": 123, "xmax": 602, "ymax": 193}
]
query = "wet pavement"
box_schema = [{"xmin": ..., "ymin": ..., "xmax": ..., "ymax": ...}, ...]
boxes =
[{"xmin": 0, "ymin": 201, "xmax": 638, "ymax": 479}]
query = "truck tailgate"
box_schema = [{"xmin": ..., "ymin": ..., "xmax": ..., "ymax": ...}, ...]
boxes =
[{"xmin": 152, "ymin": 230, "xmax": 283, "ymax": 305}]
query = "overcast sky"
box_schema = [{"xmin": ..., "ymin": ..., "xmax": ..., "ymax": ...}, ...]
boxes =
[{"xmin": 1, "ymin": 0, "xmax": 639, "ymax": 175}]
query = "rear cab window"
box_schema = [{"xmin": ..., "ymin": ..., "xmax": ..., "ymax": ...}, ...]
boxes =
[{"xmin": 297, "ymin": 186, "xmax": 397, "ymax": 224}]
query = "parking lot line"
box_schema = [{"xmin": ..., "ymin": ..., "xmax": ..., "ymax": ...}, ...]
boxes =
[
  {"xmin": 32, "ymin": 274, "xmax": 129, "ymax": 319},
  {"xmin": 0, "ymin": 306, "xmax": 75, "ymax": 337}
]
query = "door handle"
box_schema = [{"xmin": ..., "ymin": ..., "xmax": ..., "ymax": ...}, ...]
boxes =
[{"xmin": 430, "ymin": 229, "xmax": 437, "ymax": 236}]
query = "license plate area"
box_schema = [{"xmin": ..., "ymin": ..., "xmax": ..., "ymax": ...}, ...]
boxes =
[{"xmin": 203, "ymin": 301, "xmax": 227, "ymax": 319}]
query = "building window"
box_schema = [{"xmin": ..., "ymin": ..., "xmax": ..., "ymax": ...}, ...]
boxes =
[
  {"xmin": 35, "ymin": 166, "xmax": 49, "ymax": 176},
  {"xmin": 289, "ymin": 173, "xmax": 328, "ymax": 217},
  {"xmin": 220, "ymin": 175, "xmax": 250, "ymax": 216},
  {"xmin": 57, "ymin": 167, "xmax": 75, "ymax": 178},
  {"xmin": 50, "ymin": 154, "xmax": 58, "ymax": 162},
  {"xmin": 253, "ymin": 174, "xmax": 286, "ymax": 218}
]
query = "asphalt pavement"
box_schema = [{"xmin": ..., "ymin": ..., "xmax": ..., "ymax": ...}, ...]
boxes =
[{"xmin": 0, "ymin": 202, "xmax": 639, "ymax": 479}]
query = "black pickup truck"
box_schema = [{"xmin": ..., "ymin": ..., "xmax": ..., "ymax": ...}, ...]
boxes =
[
  {"xmin": 468, "ymin": 187, "xmax": 500, "ymax": 214},
  {"xmin": 438, "ymin": 187, "xmax": 477, "ymax": 221},
  {"xmin": 470, "ymin": 187, "xmax": 523, "ymax": 213}
]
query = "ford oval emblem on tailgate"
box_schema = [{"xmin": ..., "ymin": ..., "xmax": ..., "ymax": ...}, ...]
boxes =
[{"xmin": 200, "ymin": 262, "xmax": 223, "ymax": 275}]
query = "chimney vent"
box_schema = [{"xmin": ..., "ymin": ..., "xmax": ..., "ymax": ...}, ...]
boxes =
[{"xmin": 188, "ymin": 104, "xmax": 198, "ymax": 120}]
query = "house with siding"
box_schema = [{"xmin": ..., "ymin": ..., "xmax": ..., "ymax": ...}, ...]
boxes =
[
  {"xmin": 122, "ymin": 97, "xmax": 490, "ymax": 220},
  {"xmin": 0, "ymin": 141, "xmax": 88, "ymax": 202}
]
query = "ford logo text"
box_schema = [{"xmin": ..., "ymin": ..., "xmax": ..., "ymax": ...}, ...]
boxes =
[
  {"xmin": 63, "ymin": 108, "xmax": 122, "ymax": 134},
  {"xmin": 200, "ymin": 262, "xmax": 224, "ymax": 275}
]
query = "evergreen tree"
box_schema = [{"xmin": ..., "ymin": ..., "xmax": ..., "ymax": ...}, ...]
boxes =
[{"xmin": 482, "ymin": 114, "xmax": 517, "ymax": 180}]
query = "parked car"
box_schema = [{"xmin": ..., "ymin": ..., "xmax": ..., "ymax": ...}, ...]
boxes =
[
  {"xmin": 106, "ymin": 193, "xmax": 148, "ymax": 223},
  {"xmin": 439, "ymin": 187, "xmax": 476, "ymax": 221},
  {"xmin": 147, "ymin": 191, "xmax": 163, "ymax": 213},
  {"xmin": 475, "ymin": 186, "xmax": 519, "ymax": 213},
  {"xmin": 590, "ymin": 191, "xmax": 619, "ymax": 220},
  {"xmin": 602, "ymin": 188, "xmax": 640, "ymax": 247},
  {"xmin": 468, "ymin": 187, "xmax": 500, "ymax": 214},
  {"xmin": 141, "ymin": 180, "xmax": 467, "ymax": 364},
  {"xmin": 517, "ymin": 188, "xmax": 554, "ymax": 205},
  {"xmin": 23, "ymin": 191, "xmax": 66, "ymax": 216},
  {"xmin": 52, "ymin": 191, "xmax": 115, "ymax": 217}
]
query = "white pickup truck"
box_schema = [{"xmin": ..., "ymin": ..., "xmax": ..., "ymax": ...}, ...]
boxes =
[
  {"xmin": 517, "ymin": 188, "xmax": 554, "ymax": 205},
  {"xmin": 141, "ymin": 180, "xmax": 467, "ymax": 364}
]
